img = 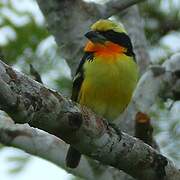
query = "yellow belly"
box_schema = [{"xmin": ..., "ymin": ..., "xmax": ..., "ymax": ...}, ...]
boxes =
[{"xmin": 78, "ymin": 54, "xmax": 138, "ymax": 121}]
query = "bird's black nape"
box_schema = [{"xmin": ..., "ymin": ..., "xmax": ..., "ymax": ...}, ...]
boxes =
[{"xmin": 99, "ymin": 30, "xmax": 136, "ymax": 59}]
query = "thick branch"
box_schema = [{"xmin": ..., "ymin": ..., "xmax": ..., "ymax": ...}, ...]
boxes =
[
  {"xmin": 103, "ymin": 0, "xmax": 145, "ymax": 18},
  {"xmin": 0, "ymin": 117, "xmax": 125, "ymax": 180},
  {"xmin": 0, "ymin": 60, "xmax": 179, "ymax": 180}
]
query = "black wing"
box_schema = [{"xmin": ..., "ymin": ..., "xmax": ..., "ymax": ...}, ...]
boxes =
[{"xmin": 71, "ymin": 52, "xmax": 94, "ymax": 101}]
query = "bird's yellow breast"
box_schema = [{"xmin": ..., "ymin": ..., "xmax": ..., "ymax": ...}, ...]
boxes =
[{"xmin": 78, "ymin": 53, "xmax": 138, "ymax": 121}]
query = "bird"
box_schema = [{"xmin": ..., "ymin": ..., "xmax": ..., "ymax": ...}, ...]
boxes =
[{"xmin": 66, "ymin": 19, "xmax": 139, "ymax": 168}]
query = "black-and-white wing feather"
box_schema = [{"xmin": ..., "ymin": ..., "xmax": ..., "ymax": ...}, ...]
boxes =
[{"xmin": 71, "ymin": 52, "xmax": 94, "ymax": 101}]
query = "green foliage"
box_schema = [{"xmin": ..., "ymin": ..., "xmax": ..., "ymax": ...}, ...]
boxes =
[
  {"xmin": 139, "ymin": 0, "xmax": 180, "ymax": 68},
  {"xmin": 0, "ymin": 1, "xmax": 49, "ymax": 64},
  {"xmin": 54, "ymin": 76, "xmax": 72, "ymax": 96},
  {"xmin": 71, "ymin": 176, "xmax": 84, "ymax": 180},
  {"xmin": 140, "ymin": 0, "xmax": 180, "ymax": 45},
  {"xmin": 0, "ymin": 143, "xmax": 5, "ymax": 149},
  {"xmin": 6, "ymin": 153, "xmax": 30, "ymax": 174},
  {"xmin": 2, "ymin": 20, "xmax": 48, "ymax": 64},
  {"xmin": 0, "ymin": 0, "xmax": 71, "ymax": 94}
]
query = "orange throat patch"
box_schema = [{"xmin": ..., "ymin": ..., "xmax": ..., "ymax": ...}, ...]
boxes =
[{"xmin": 84, "ymin": 41, "xmax": 127, "ymax": 57}]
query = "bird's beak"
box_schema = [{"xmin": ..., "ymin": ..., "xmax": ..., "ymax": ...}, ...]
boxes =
[{"xmin": 85, "ymin": 31, "xmax": 106, "ymax": 43}]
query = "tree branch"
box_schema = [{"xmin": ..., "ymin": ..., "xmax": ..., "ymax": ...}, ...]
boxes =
[
  {"xmin": 103, "ymin": 0, "xmax": 146, "ymax": 18},
  {"xmin": 0, "ymin": 59, "xmax": 179, "ymax": 180},
  {"xmin": 0, "ymin": 116, "xmax": 125, "ymax": 180}
]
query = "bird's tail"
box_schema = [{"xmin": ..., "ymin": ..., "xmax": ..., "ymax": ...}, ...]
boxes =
[{"xmin": 66, "ymin": 146, "xmax": 81, "ymax": 168}]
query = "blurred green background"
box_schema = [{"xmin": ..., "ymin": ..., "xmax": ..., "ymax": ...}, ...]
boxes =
[{"xmin": 0, "ymin": 0, "xmax": 179, "ymax": 179}]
